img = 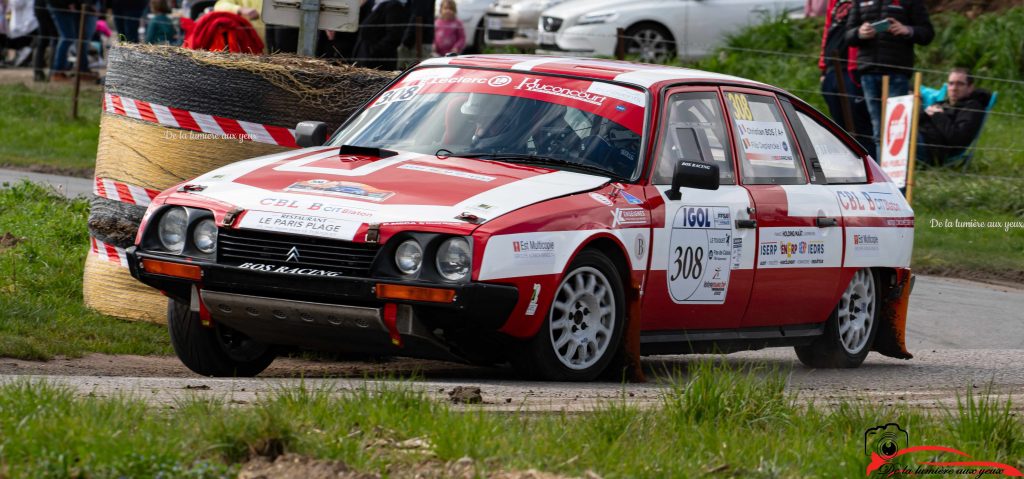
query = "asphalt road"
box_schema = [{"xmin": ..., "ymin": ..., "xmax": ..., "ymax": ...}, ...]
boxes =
[{"xmin": 0, "ymin": 276, "xmax": 1018, "ymax": 411}]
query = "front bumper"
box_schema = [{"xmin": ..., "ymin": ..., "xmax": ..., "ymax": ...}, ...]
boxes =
[
  {"xmin": 537, "ymin": 24, "xmax": 616, "ymax": 57},
  {"xmin": 127, "ymin": 248, "xmax": 519, "ymax": 358},
  {"xmin": 484, "ymin": 10, "xmax": 540, "ymax": 48}
]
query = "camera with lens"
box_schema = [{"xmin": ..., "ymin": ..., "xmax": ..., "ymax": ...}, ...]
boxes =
[{"xmin": 864, "ymin": 423, "xmax": 909, "ymax": 458}]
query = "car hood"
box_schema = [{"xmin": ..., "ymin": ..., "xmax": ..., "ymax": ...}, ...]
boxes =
[{"xmin": 180, "ymin": 147, "xmax": 610, "ymax": 239}]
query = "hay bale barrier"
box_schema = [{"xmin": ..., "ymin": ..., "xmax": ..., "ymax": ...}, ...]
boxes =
[{"xmin": 85, "ymin": 43, "xmax": 399, "ymax": 323}]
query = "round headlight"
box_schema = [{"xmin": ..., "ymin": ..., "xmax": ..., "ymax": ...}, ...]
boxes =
[
  {"xmin": 193, "ymin": 218, "xmax": 218, "ymax": 254},
  {"xmin": 158, "ymin": 207, "xmax": 188, "ymax": 253},
  {"xmin": 394, "ymin": 239, "xmax": 423, "ymax": 275},
  {"xmin": 436, "ymin": 237, "xmax": 471, "ymax": 281}
]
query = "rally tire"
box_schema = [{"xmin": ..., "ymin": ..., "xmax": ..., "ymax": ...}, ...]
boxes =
[
  {"xmin": 167, "ymin": 299, "xmax": 277, "ymax": 377},
  {"xmin": 795, "ymin": 268, "xmax": 880, "ymax": 369},
  {"xmin": 512, "ymin": 250, "xmax": 626, "ymax": 381}
]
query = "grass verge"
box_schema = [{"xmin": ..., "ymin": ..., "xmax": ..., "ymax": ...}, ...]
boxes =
[
  {"xmin": 0, "ymin": 361, "xmax": 1019, "ymax": 478},
  {"xmin": 0, "ymin": 181, "xmax": 170, "ymax": 359},
  {"xmin": 0, "ymin": 83, "xmax": 101, "ymax": 177}
]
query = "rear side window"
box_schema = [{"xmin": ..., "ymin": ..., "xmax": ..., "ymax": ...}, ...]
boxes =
[
  {"xmin": 653, "ymin": 91, "xmax": 734, "ymax": 185},
  {"xmin": 795, "ymin": 111, "xmax": 868, "ymax": 183},
  {"xmin": 723, "ymin": 92, "xmax": 806, "ymax": 185}
]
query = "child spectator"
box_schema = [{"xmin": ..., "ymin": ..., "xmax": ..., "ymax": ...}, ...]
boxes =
[
  {"xmin": 432, "ymin": 0, "xmax": 463, "ymax": 56},
  {"xmin": 145, "ymin": 0, "xmax": 178, "ymax": 44}
]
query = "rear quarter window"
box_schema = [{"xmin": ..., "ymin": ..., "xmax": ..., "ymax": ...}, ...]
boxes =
[{"xmin": 795, "ymin": 111, "xmax": 868, "ymax": 184}]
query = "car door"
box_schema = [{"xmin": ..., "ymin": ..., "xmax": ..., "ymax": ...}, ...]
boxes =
[
  {"xmin": 641, "ymin": 88, "xmax": 757, "ymax": 333},
  {"xmin": 721, "ymin": 88, "xmax": 845, "ymax": 328}
]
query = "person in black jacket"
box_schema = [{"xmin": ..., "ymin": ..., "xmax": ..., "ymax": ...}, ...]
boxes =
[
  {"xmin": 917, "ymin": 68, "xmax": 990, "ymax": 167},
  {"xmin": 352, "ymin": 0, "xmax": 409, "ymax": 70},
  {"xmin": 396, "ymin": 0, "xmax": 433, "ymax": 68},
  {"xmin": 845, "ymin": 0, "xmax": 933, "ymax": 161}
]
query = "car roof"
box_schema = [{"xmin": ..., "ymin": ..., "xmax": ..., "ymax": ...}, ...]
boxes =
[{"xmin": 418, "ymin": 54, "xmax": 778, "ymax": 92}]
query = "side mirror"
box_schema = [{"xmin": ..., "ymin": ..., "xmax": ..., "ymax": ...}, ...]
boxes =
[
  {"xmin": 666, "ymin": 126, "xmax": 718, "ymax": 200},
  {"xmin": 667, "ymin": 160, "xmax": 719, "ymax": 199},
  {"xmin": 295, "ymin": 121, "xmax": 328, "ymax": 147}
]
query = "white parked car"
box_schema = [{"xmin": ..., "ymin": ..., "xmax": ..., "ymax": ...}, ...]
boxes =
[
  {"xmin": 484, "ymin": 0, "xmax": 570, "ymax": 49},
  {"xmin": 537, "ymin": 0, "xmax": 803, "ymax": 62},
  {"xmin": 449, "ymin": 0, "xmax": 496, "ymax": 52}
]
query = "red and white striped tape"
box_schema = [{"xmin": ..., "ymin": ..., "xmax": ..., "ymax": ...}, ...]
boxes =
[
  {"xmin": 90, "ymin": 235, "xmax": 129, "ymax": 268},
  {"xmin": 102, "ymin": 93, "xmax": 299, "ymax": 148},
  {"xmin": 94, "ymin": 177, "xmax": 161, "ymax": 206}
]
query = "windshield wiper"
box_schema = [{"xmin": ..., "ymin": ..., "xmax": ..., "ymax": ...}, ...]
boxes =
[{"xmin": 455, "ymin": 152, "xmax": 624, "ymax": 180}]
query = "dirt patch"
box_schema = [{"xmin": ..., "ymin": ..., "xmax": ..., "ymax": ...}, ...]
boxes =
[
  {"xmin": 238, "ymin": 454, "xmax": 375, "ymax": 479},
  {"xmin": 237, "ymin": 454, "xmax": 597, "ymax": 479},
  {"xmin": 913, "ymin": 265, "xmax": 1024, "ymax": 289},
  {"xmin": 448, "ymin": 386, "xmax": 484, "ymax": 404},
  {"xmin": 0, "ymin": 163, "xmax": 94, "ymax": 179},
  {"xmin": 0, "ymin": 233, "xmax": 21, "ymax": 252}
]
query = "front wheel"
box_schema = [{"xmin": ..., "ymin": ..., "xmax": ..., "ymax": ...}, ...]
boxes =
[
  {"xmin": 167, "ymin": 298, "xmax": 277, "ymax": 377},
  {"xmin": 795, "ymin": 268, "xmax": 879, "ymax": 368},
  {"xmin": 625, "ymin": 23, "xmax": 676, "ymax": 63},
  {"xmin": 512, "ymin": 250, "xmax": 625, "ymax": 381}
]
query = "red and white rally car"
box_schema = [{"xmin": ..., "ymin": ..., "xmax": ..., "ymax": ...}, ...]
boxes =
[{"xmin": 128, "ymin": 55, "xmax": 915, "ymax": 380}]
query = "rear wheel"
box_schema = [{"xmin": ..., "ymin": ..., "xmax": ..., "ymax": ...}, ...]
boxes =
[
  {"xmin": 167, "ymin": 298, "xmax": 277, "ymax": 377},
  {"xmin": 795, "ymin": 268, "xmax": 879, "ymax": 368},
  {"xmin": 512, "ymin": 250, "xmax": 625, "ymax": 381}
]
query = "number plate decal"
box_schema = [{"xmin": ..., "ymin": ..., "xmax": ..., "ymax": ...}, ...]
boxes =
[{"xmin": 667, "ymin": 206, "xmax": 733, "ymax": 304}]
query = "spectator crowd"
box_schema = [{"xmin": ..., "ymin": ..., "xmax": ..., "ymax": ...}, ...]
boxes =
[
  {"xmin": 0, "ymin": 0, "xmax": 991, "ymax": 169},
  {"xmin": 0, "ymin": 0, "xmax": 463, "ymax": 79}
]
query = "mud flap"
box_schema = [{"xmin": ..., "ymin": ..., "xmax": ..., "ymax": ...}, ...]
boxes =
[
  {"xmin": 623, "ymin": 285, "xmax": 646, "ymax": 382},
  {"xmin": 873, "ymin": 270, "xmax": 913, "ymax": 359}
]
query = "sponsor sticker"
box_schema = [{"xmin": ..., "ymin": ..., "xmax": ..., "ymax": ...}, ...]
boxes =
[
  {"xmin": 852, "ymin": 233, "xmax": 880, "ymax": 257},
  {"xmin": 735, "ymin": 120, "xmax": 795, "ymax": 163},
  {"xmin": 836, "ymin": 190, "xmax": 903, "ymax": 214},
  {"xmin": 397, "ymin": 164, "xmax": 495, "ymax": 182},
  {"xmin": 588, "ymin": 192, "xmax": 614, "ymax": 207},
  {"xmin": 372, "ymin": 85, "xmax": 421, "ymax": 108},
  {"xmin": 237, "ymin": 262, "xmax": 342, "ymax": 277},
  {"xmin": 512, "ymin": 239, "xmax": 556, "ymax": 262},
  {"xmin": 731, "ymin": 236, "xmax": 743, "ymax": 270},
  {"xmin": 514, "ymin": 77, "xmax": 607, "ymax": 106},
  {"xmin": 585, "ymin": 82, "xmax": 646, "ymax": 107},
  {"xmin": 612, "ymin": 208, "xmax": 649, "ymax": 227},
  {"xmin": 238, "ymin": 211, "xmax": 362, "ymax": 240},
  {"xmin": 620, "ymin": 191, "xmax": 644, "ymax": 205},
  {"xmin": 525, "ymin": 283, "xmax": 541, "ymax": 316},
  {"xmin": 667, "ymin": 206, "xmax": 733, "ymax": 304},
  {"xmin": 285, "ymin": 180, "xmax": 395, "ymax": 202}
]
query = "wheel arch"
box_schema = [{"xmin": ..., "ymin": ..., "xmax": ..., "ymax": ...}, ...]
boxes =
[{"xmin": 626, "ymin": 20, "xmax": 676, "ymax": 41}]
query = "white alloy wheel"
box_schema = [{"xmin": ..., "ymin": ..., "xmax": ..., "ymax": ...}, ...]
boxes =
[
  {"xmin": 549, "ymin": 266, "xmax": 617, "ymax": 370},
  {"xmin": 838, "ymin": 268, "xmax": 876, "ymax": 354}
]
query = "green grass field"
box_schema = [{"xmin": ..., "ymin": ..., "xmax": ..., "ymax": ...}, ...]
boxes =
[
  {"xmin": 0, "ymin": 84, "xmax": 102, "ymax": 176},
  {"xmin": 0, "ymin": 182, "xmax": 169, "ymax": 359},
  {"xmin": 0, "ymin": 361, "xmax": 1019, "ymax": 478}
]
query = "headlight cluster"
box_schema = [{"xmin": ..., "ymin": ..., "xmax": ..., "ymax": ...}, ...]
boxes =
[
  {"xmin": 393, "ymin": 236, "xmax": 471, "ymax": 282},
  {"xmin": 153, "ymin": 206, "xmax": 217, "ymax": 256}
]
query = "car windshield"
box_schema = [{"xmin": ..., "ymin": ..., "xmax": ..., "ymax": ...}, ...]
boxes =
[{"xmin": 331, "ymin": 67, "xmax": 647, "ymax": 179}]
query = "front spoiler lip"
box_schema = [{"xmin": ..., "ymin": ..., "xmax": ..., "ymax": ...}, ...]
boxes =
[{"xmin": 126, "ymin": 247, "xmax": 519, "ymax": 330}]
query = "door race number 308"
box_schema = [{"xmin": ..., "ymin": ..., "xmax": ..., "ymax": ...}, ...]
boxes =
[{"xmin": 667, "ymin": 206, "xmax": 733, "ymax": 304}]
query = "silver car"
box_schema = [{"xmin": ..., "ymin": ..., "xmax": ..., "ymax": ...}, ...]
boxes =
[{"xmin": 485, "ymin": 0, "xmax": 569, "ymax": 49}]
